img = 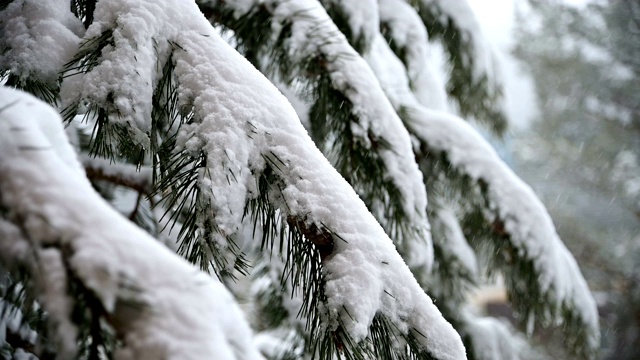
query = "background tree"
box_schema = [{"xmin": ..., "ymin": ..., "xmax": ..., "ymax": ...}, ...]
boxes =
[
  {"xmin": 512, "ymin": 0, "xmax": 640, "ymax": 358},
  {"xmin": 1, "ymin": 0, "xmax": 598, "ymax": 359}
]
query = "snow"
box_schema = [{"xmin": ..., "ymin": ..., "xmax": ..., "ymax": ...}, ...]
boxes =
[
  {"xmin": 276, "ymin": 0, "xmax": 430, "ymax": 234},
  {"xmin": 365, "ymin": 32, "xmax": 599, "ymax": 351},
  {"xmin": 4, "ymin": 0, "xmax": 467, "ymax": 357},
  {"xmin": 81, "ymin": 155, "xmax": 153, "ymax": 193},
  {"xmin": 321, "ymin": 0, "xmax": 379, "ymax": 49},
  {"xmin": 170, "ymin": 21, "xmax": 461, "ymax": 352},
  {"xmin": 378, "ymin": 0, "xmax": 449, "ymax": 111},
  {"xmin": 0, "ymin": 301, "xmax": 38, "ymax": 356},
  {"xmin": 38, "ymin": 248, "xmax": 77, "ymax": 358},
  {"xmin": 253, "ymin": 329, "xmax": 303, "ymax": 359},
  {"xmin": 218, "ymin": 0, "xmax": 432, "ymax": 254},
  {"xmin": 0, "ymin": 0, "xmax": 83, "ymax": 85},
  {"xmin": 427, "ymin": 0, "xmax": 496, "ymax": 83},
  {"xmin": 410, "ymin": 109, "xmax": 599, "ymax": 341},
  {"xmin": 61, "ymin": 0, "xmax": 171, "ymax": 135},
  {"xmin": 462, "ymin": 311, "xmax": 522, "ymax": 360},
  {"xmin": 0, "ymin": 0, "xmax": 604, "ymax": 356},
  {"xmin": 431, "ymin": 207, "xmax": 478, "ymax": 277},
  {"xmin": 12, "ymin": 349, "xmax": 37, "ymax": 360},
  {"xmin": 0, "ymin": 87, "xmax": 264, "ymax": 360},
  {"xmin": 200, "ymin": 2, "xmax": 466, "ymax": 354}
]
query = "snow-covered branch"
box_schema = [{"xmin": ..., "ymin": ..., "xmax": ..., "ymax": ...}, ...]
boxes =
[
  {"xmin": 417, "ymin": 0, "xmax": 494, "ymax": 84},
  {"xmin": 202, "ymin": 0, "xmax": 432, "ymax": 258},
  {"xmin": 4, "ymin": 0, "xmax": 467, "ymax": 357},
  {"xmin": 365, "ymin": 33, "xmax": 599, "ymax": 355},
  {"xmin": 82, "ymin": 155, "xmax": 152, "ymax": 194},
  {"xmin": 0, "ymin": 87, "xmax": 263, "ymax": 360},
  {"xmin": 0, "ymin": 0, "xmax": 601, "ymax": 358},
  {"xmin": 409, "ymin": 0, "xmax": 507, "ymax": 133},
  {"xmin": 0, "ymin": 0, "xmax": 83, "ymax": 86},
  {"xmin": 378, "ymin": 0, "xmax": 448, "ymax": 111},
  {"xmin": 168, "ymin": 1, "xmax": 462, "ymax": 355},
  {"xmin": 319, "ymin": 0, "xmax": 379, "ymax": 53}
]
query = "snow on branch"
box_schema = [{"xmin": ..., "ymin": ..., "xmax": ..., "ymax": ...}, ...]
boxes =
[
  {"xmin": 428, "ymin": 205, "xmax": 479, "ymax": 302},
  {"xmin": 366, "ymin": 33, "xmax": 599, "ymax": 356},
  {"xmin": 36, "ymin": 0, "xmax": 464, "ymax": 357},
  {"xmin": 82, "ymin": 155, "xmax": 152, "ymax": 194},
  {"xmin": 0, "ymin": 87, "xmax": 264, "ymax": 360},
  {"xmin": 409, "ymin": 0, "xmax": 508, "ymax": 134},
  {"xmin": 319, "ymin": 0, "xmax": 379, "ymax": 53},
  {"xmin": 202, "ymin": 0, "xmax": 433, "ymax": 261},
  {"xmin": 378, "ymin": 0, "xmax": 448, "ymax": 111},
  {"xmin": 461, "ymin": 311, "xmax": 524, "ymax": 360},
  {"xmin": 0, "ymin": 0, "xmax": 83, "ymax": 103},
  {"xmin": 418, "ymin": 0, "xmax": 493, "ymax": 84},
  {"xmin": 170, "ymin": 3, "xmax": 462, "ymax": 357}
]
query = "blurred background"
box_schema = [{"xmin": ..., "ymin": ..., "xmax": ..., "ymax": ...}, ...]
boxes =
[{"xmin": 466, "ymin": 0, "xmax": 639, "ymax": 358}]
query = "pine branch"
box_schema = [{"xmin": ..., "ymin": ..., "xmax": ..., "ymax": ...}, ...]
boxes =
[
  {"xmin": 62, "ymin": 30, "xmax": 150, "ymax": 165},
  {"xmin": 365, "ymin": 33, "xmax": 599, "ymax": 358},
  {"xmin": 407, "ymin": 0, "xmax": 507, "ymax": 135},
  {"xmin": 194, "ymin": 3, "xmax": 467, "ymax": 359},
  {"xmin": 0, "ymin": 1, "xmax": 82, "ymax": 104},
  {"xmin": 0, "ymin": 87, "xmax": 264, "ymax": 360},
  {"xmin": 378, "ymin": 0, "xmax": 449, "ymax": 111},
  {"xmin": 0, "ymin": 270, "xmax": 50, "ymax": 357},
  {"xmin": 7, "ymin": 1, "xmax": 466, "ymax": 358},
  {"xmin": 61, "ymin": 30, "xmax": 114, "ymax": 80},
  {"xmin": 426, "ymin": 203, "xmax": 478, "ymax": 304},
  {"xmin": 244, "ymin": 161, "xmax": 447, "ymax": 360},
  {"xmin": 82, "ymin": 156, "xmax": 152, "ymax": 194},
  {"xmin": 416, "ymin": 125, "xmax": 599, "ymax": 359},
  {"xmin": 0, "ymin": 72, "xmax": 58, "ymax": 105},
  {"xmin": 70, "ymin": 0, "xmax": 98, "ymax": 29},
  {"xmin": 62, "ymin": 24, "xmax": 250, "ymax": 278},
  {"xmin": 319, "ymin": 0, "xmax": 377, "ymax": 54},
  {"xmin": 201, "ymin": 0, "xmax": 431, "ymax": 252}
]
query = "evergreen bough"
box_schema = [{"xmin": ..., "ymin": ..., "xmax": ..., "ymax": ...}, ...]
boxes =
[{"xmin": 0, "ymin": 1, "xmax": 599, "ymax": 359}]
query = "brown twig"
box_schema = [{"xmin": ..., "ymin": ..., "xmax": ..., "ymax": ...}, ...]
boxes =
[{"xmin": 82, "ymin": 158, "xmax": 151, "ymax": 194}]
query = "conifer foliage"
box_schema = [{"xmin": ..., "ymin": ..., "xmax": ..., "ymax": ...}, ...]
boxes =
[{"xmin": 1, "ymin": 1, "xmax": 598, "ymax": 360}]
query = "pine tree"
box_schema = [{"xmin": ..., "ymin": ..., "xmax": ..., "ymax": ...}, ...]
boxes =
[{"xmin": 0, "ymin": 1, "xmax": 598, "ymax": 359}]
